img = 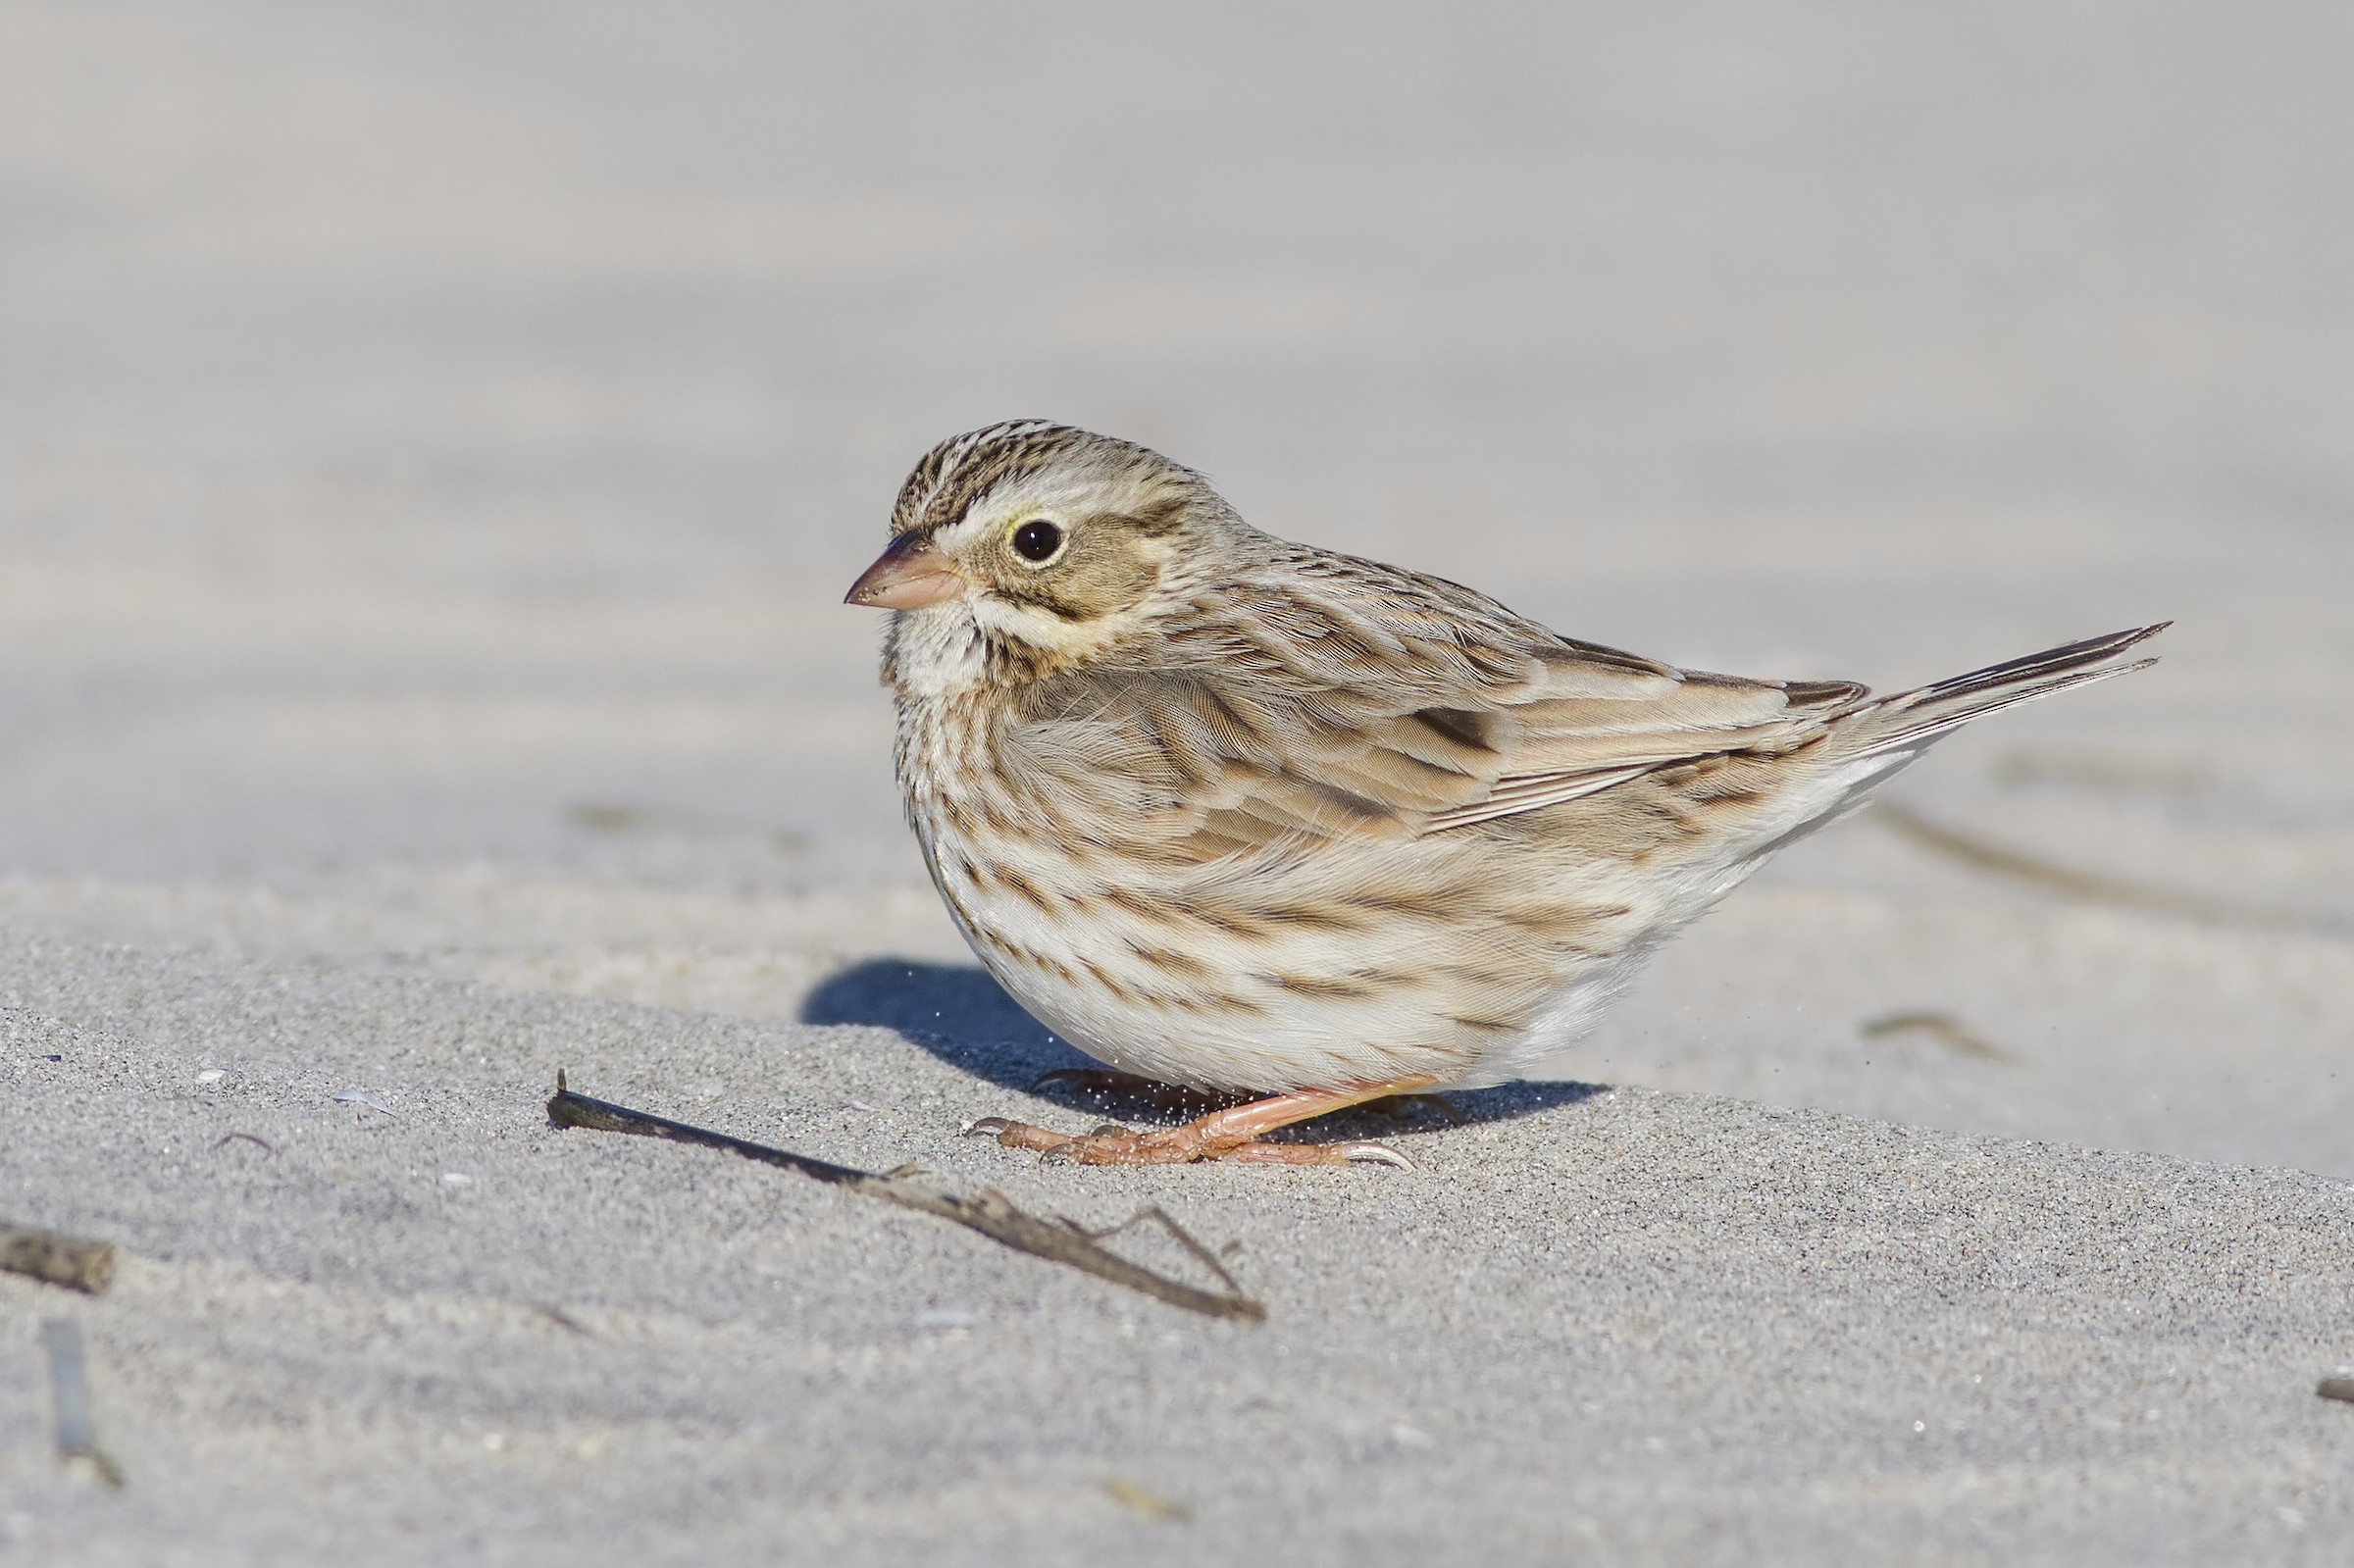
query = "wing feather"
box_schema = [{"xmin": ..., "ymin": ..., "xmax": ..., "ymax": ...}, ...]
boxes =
[{"xmin": 997, "ymin": 551, "xmax": 1869, "ymax": 862}]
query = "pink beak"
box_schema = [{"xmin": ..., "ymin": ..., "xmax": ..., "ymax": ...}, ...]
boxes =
[{"xmin": 844, "ymin": 532, "xmax": 966, "ymax": 611}]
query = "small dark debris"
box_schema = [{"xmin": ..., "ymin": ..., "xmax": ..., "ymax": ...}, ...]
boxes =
[
  {"xmin": 2, "ymin": 1223, "xmax": 118, "ymax": 1294},
  {"xmin": 566, "ymin": 801, "xmax": 654, "ymax": 834}
]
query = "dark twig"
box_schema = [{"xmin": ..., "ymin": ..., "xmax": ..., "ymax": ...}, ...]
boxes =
[
  {"xmin": 1876, "ymin": 802, "xmax": 2354, "ymax": 939},
  {"xmin": 42, "ymin": 1319, "xmax": 125, "ymax": 1488},
  {"xmin": 2, "ymin": 1222, "xmax": 118, "ymax": 1294},
  {"xmin": 546, "ymin": 1072, "xmax": 1264, "ymax": 1322}
]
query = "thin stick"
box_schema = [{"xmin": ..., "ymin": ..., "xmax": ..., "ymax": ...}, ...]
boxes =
[
  {"xmin": 546, "ymin": 1073, "xmax": 1264, "ymax": 1323},
  {"xmin": 1059, "ymin": 1204, "xmax": 1249, "ymax": 1299},
  {"xmin": 1860, "ymin": 1009, "xmax": 2021, "ymax": 1065},
  {"xmin": 2, "ymin": 1222, "xmax": 118, "ymax": 1294},
  {"xmin": 42, "ymin": 1319, "xmax": 125, "ymax": 1489},
  {"xmin": 1876, "ymin": 803, "xmax": 2354, "ymax": 939}
]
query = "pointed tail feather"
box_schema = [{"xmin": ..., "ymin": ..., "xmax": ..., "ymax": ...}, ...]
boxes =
[{"xmin": 1838, "ymin": 623, "xmax": 2168, "ymax": 759}]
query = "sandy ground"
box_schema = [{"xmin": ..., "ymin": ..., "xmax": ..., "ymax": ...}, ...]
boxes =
[{"xmin": 4, "ymin": 3, "xmax": 2353, "ymax": 1562}]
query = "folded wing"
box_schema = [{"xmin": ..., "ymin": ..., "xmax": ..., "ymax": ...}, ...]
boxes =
[{"xmin": 1000, "ymin": 551, "xmax": 1868, "ymax": 862}]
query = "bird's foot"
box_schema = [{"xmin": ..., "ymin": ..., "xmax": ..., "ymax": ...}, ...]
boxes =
[
  {"xmin": 962, "ymin": 1116, "xmax": 1407, "ymax": 1166},
  {"xmin": 1027, "ymin": 1068, "xmax": 1462, "ymax": 1129},
  {"xmin": 960, "ymin": 1077, "xmax": 1439, "ymax": 1169}
]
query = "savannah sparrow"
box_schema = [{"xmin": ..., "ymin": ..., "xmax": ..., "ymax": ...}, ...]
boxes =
[{"xmin": 846, "ymin": 421, "xmax": 2163, "ymax": 1166}]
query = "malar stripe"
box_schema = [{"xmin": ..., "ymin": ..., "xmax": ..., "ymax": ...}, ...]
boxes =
[{"xmin": 993, "ymin": 582, "xmax": 1094, "ymax": 623}]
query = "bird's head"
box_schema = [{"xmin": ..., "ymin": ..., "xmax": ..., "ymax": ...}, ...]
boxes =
[{"xmin": 848, "ymin": 421, "xmax": 1235, "ymax": 695}]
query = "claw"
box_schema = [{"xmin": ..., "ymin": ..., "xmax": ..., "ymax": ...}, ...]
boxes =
[
  {"xmin": 961, "ymin": 1117, "xmax": 1014, "ymax": 1138},
  {"xmin": 1338, "ymin": 1141, "xmax": 1415, "ymax": 1170}
]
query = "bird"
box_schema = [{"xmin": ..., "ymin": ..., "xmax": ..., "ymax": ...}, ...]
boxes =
[{"xmin": 844, "ymin": 420, "xmax": 2164, "ymax": 1166}]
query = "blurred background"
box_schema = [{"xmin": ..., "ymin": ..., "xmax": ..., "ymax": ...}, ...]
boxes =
[{"xmin": 4, "ymin": 2, "xmax": 2350, "ymax": 1167}]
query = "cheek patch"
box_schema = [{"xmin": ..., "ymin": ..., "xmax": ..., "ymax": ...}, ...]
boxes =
[{"xmin": 1003, "ymin": 525, "xmax": 1158, "ymax": 622}]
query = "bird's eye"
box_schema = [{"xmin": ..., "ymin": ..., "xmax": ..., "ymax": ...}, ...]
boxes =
[{"xmin": 1010, "ymin": 520, "xmax": 1064, "ymax": 563}]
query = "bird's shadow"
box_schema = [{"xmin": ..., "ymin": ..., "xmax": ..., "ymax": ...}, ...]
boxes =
[{"xmin": 799, "ymin": 957, "xmax": 1608, "ymax": 1132}]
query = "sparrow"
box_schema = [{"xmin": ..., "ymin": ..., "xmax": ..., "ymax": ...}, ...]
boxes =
[{"xmin": 846, "ymin": 421, "xmax": 2163, "ymax": 1165}]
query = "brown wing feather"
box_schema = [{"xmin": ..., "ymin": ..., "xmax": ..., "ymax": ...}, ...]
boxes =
[{"xmin": 998, "ymin": 548, "xmax": 1869, "ymax": 863}]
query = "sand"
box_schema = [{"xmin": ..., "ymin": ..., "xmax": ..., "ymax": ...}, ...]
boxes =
[{"xmin": 5, "ymin": 3, "xmax": 2353, "ymax": 1562}]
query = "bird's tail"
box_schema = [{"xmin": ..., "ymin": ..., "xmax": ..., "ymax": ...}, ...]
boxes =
[{"xmin": 1833, "ymin": 623, "xmax": 2169, "ymax": 761}]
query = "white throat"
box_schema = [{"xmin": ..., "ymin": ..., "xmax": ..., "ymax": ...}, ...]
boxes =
[{"xmin": 887, "ymin": 602, "xmax": 991, "ymax": 699}]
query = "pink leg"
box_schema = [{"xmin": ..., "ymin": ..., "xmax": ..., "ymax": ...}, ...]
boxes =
[
  {"xmin": 965, "ymin": 1077, "xmax": 1440, "ymax": 1168},
  {"xmin": 1028, "ymin": 1069, "xmax": 1463, "ymax": 1127}
]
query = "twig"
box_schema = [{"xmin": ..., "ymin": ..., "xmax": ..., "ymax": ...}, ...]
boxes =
[
  {"xmin": 1860, "ymin": 1010, "xmax": 2021, "ymax": 1065},
  {"xmin": 545, "ymin": 1073, "xmax": 1264, "ymax": 1323},
  {"xmin": 2, "ymin": 1222, "xmax": 118, "ymax": 1294},
  {"xmin": 1058, "ymin": 1203, "xmax": 1249, "ymax": 1299},
  {"xmin": 1875, "ymin": 803, "xmax": 2354, "ymax": 939},
  {"xmin": 42, "ymin": 1319, "xmax": 125, "ymax": 1488}
]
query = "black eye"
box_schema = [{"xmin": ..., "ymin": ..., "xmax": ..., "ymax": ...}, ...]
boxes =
[{"xmin": 1011, "ymin": 520, "xmax": 1063, "ymax": 562}]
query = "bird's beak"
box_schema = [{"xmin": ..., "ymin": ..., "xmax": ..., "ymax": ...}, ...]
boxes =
[{"xmin": 844, "ymin": 532, "xmax": 966, "ymax": 611}]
